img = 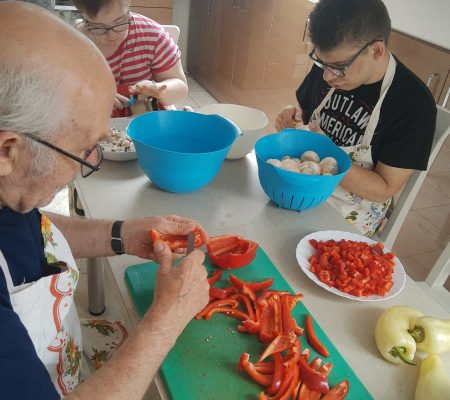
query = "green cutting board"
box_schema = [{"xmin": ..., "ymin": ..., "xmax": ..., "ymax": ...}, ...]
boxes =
[{"xmin": 124, "ymin": 247, "xmax": 373, "ymax": 400}]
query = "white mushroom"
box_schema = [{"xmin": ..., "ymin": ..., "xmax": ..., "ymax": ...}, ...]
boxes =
[
  {"xmin": 300, "ymin": 150, "xmax": 320, "ymax": 163},
  {"xmin": 319, "ymin": 157, "xmax": 339, "ymax": 175},
  {"xmin": 298, "ymin": 161, "xmax": 321, "ymax": 175},
  {"xmin": 266, "ymin": 158, "xmax": 282, "ymax": 168},
  {"xmin": 282, "ymin": 155, "xmax": 291, "ymax": 161},
  {"xmin": 281, "ymin": 158, "xmax": 300, "ymax": 172}
]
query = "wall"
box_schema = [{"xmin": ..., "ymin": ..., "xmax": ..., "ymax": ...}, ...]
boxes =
[
  {"xmin": 172, "ymin": 0, "xmax": 191, "ymax": 67},
  {"xmin": 382, "ymin": 0, "xmax": 450, "ymax": 50}
]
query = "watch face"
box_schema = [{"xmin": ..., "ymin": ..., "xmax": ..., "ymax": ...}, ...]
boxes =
[{"xmin": 111, "ymin": 221, "xmax": 125, "ymax": 254}]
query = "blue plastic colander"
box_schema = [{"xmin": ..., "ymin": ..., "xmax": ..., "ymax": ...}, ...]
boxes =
[
  {"xmin": 255, "ymin": 129, "xmax": 352, "ymax": 211},
  {"xmin": 127, "ymin": 111, "xmax": 239, "ymax": 193}
]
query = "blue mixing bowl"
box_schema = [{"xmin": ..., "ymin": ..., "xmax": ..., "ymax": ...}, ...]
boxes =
[
  {"xmin": 127, "ymin": 111, "xmax": 239, "ymax": 193},
  {"xmin": 255, "ymin": 129, "xmax": 352, "ymax": 211}
]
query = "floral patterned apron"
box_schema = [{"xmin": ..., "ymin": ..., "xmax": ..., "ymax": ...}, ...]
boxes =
[
  {"xmin": 0, "ymin": 214, "xmax": 129, "ymax": 395},
  {"xmin": 310, "ymin": 53, "xmax": 397, "ymax": 237},
  {"xmin": 0, "ymin": 214, "xmax": 82, "ymax": 396}
]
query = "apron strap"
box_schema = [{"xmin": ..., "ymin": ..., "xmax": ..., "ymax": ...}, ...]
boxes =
[
  {"xmin": 0, "ymin": 251, "xmax": 17, "ymax": 292},
  {"xmin": 361, "ymin": 52, "xmax": 397, "ymax": 147}
]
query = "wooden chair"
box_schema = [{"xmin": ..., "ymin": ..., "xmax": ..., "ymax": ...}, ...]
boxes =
[{"xmin": 375, "ymin": 106, "xmax": 450, "ymax": 249}]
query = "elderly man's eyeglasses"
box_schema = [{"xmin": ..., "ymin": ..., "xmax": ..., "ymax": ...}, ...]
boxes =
[
  {"xmin": 309, "ymin": 39, "xmax": 384, "ymax": 77},
  {"xmin": 76, "ymin": 13, "xmax": 131, "ymax": 36},
  {"xmin": 24, "ymin": 133, "xmax": 103, "ymax": 178}
]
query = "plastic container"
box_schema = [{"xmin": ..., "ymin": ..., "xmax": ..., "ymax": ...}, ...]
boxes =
[
  {"xmin": 198, "ymin": 104, "xmax": 269, "ymax": 159},
  {"xmin": 255, "ymin": 129, "xmax": 352, "ymax": 211},
  {"xmin": 127, "ymin": 110, "xmax": 239, "ymax": 193}
]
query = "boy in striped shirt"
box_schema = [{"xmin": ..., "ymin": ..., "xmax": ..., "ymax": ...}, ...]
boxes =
[{"xmin": 73, "ymin": 0, "xmax": 188, "ymax": 116}]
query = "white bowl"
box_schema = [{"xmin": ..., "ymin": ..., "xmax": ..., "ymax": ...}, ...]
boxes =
[
  {"xmin": 198, "ymin": 104, "xmax": 269, "ymax": 159},
  {"xmin": 102, "ymin": 118, "xmax": 137, "ymax": 161}
]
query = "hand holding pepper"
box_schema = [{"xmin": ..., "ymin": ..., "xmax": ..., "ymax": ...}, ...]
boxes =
[{"xmin": 149, "ymin": 240, "xmax": 210, "ymax": 339}]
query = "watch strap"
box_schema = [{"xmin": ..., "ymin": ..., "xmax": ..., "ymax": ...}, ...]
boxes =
[{"xmin": 111, "ymin": 220, "xmax": 125, "ymax": 255}]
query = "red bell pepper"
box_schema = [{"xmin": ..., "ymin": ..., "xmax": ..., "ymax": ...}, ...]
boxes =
[
  {"xmin": 209, "ymin": 287, "xmax": 228, "ymax": 300},
  {"xmin": 258, "ymin": 334, "xmax": 297, "ymax": 362},
  {"xmin": 207, "ymin": 235, "xmax": 259, "ymax": 269},
  {"xmin": 239, "ymin": 353, "xmax": 273, "ymax": 387},
  {"xmin": 305, "ymin": 315, "xmax": 330, "ymax": 358},
  {"xmin": 205, "ymin": 307, "xmax": 250, "ymax": 321},
  {"xmin": 229, "ymin": 293, "xmax": 256, "ymax": 321},
  {"xmin": 195, "ymin": 298, "xmax": 239, "ymax": 319},
  {"xmin": 297, "ymin": 356, "xmax": 329, "ymax": 394},
  {"xmin": 229, "ymin": 275, "xmax": 274, "ymax": 292},
  {"xmin": 322, "ymin": 380, "xmax": 349, "ymax": 400},
  {"xmin": 207, "ymin": 270, "xmax": 223, "ymax": 286},
  {"xmin": 149, "ymin": 227, "xmax": 204, "ymax": 251}
]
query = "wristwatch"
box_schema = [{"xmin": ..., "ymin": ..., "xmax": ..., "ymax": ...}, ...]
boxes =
[{"xmin": 111, "ymin": 220, "xmax": 125, "ymax": 255}]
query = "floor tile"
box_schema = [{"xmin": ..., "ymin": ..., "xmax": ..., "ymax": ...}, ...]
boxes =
[
  {"xmin": 174, "ymin": 95, "xmax": 200, "ymax": 110},
  {"xmin": 427, "ymin": 170, "xmax": 450, "ymax": 198},
  {"xmin": 417, "ymin": 204, "xmax": 450, "ymax": 236},
  {"xmin": 188, "ymin": 90, "xmax": 219, "ymax": 108},
  {"xmin": 393, "ymin": 211, "xmax": 446, "ymax": 259},
  {"xmin": 410, "ymin": 179, "xmax": 450, "ymax": 210},
  {"xmin": 186, "ymin": 76, "xmax": 207, "ymax": 92}
]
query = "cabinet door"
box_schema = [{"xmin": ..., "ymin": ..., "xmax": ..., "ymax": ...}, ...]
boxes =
[
  {"xmin": 228, "ymin": 0, "xmax": 275, "ymax": 105},
  {"xmin": 130, "ymin": 7, "xmax": 173, "ymax": 24},
  {"xmin": 389, "ymin": 31, "xmax": 450, "ymax": 102}
]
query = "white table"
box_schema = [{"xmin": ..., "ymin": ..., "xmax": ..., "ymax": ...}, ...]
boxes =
[{"xmin": 75, "ymin": 154, "xmax": 449, "ymax": 400}]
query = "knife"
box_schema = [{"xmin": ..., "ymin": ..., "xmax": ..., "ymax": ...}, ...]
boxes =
[{"xmin": 186, "ymin": 231, "xmax": 196, "ymax": 255}]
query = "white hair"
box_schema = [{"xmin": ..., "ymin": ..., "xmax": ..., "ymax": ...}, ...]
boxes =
[{"xmin": 0, "ymin": 63, "xmax": 69, "ymax": 176}]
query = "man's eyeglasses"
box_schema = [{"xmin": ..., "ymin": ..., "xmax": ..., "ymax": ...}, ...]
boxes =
[
  {"xmin": 24, "ymin": 133, "xmax": 103, "ymax": 178},
  {"xmin": 76, "ymin": 13, "xmax": 131, "ymax": 36},
  {"xmin": 309, "ymin": 39, "xmax": 384, "ymax": 77}
]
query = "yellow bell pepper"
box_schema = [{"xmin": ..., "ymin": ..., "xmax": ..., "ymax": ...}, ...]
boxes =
[
  {"xmin": 408, "ymin": 316, "xmax": 450, "ymax": 354},
  {"xmin": 415, "ymin": 354, "xmax": 450, "ymax": 400},
  {"xmin": 374, "ymin": 305, "xmax": 423, "ymax": 365}
]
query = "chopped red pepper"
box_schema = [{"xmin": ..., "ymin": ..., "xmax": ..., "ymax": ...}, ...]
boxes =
[
  {"xmin": 209, "ymin": 287, "xmax": 228, "ymax": 300},
  {"xmin": 297, "ymin": 356, "xmax": 329, "ymax": 394},
  {"xmin": 207, "ymin": 270, "xmax": 223, "ymax": 286},
  {"xmin": 229, "ymin": 293, "xmax": 256, "ymax": 321},
  {"xmin": 322, "ymin": 379, "xmax": 349, "ymax": 400},
  {"xmin": 258, "ymin": 334, "xmax": 297, "ymax": 362},
  {"xmin": 149, "ymin": 227, "xmax": 204, "ymax": 251},
  {"xmin": 239, "ymin": 353, "xmax": 272, "ymax": 387},
  {"xmin": 229, "ymin": 275, "xmax": 274, "ymax": 292},
  {"xmin": 205, "ymin": 307, "xmax": 250, "ymax": 321},
  {"xmin": 195, "ymin": 298, "xmax": 239, "ymax": 319},
  {"xmin": 305, "ymin": 315, "xmax": 330, "ymax": 358},
  {"xmin": 207, "ymin": 235, "xmax": 259, "ymax": 269}
]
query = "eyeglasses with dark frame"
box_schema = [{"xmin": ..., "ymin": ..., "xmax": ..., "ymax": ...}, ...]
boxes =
[
  {"xmin": 24, "ymin": 133, "xmax": 103, "ymax": 178},
  {"xmin": 76, "ymin": 12, "xmax": 132, "ymax": 36},
  {"xmin": 309, "ymin": 39, "xmax": 384, "ymax": 77}
]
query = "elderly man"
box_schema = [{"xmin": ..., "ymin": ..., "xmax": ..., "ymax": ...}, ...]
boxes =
[
  {"xmin": 0, "ymin": 2, "xmax": 209, "ymax": 399},
  {"xmin": 276, "ymin": 0, "xmax": 436, "ymax": 237}
]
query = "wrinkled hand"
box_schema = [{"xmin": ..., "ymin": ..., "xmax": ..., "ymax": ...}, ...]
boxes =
[
  {"xmin": 121, "ymin": 215, "xmax": 209, "ymax": 260},
  {"xmin": 150, "ymin": 241, "xmax": 209, "ymax": 337},
  {"xmin": 275, "ymin": 105, "xmax": 303, "ymax": 131},
  {"xmin": 113, "ymin": 92, "xmax": 130, "ymax": 110},
  {"xmin": 128, "ymin": 80, "xmax": 168, "ymax": 99}
]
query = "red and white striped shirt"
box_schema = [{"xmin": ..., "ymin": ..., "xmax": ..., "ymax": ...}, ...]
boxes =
[{"xmin": 108, "ymin": 13, "xmax": 181, "ymax": 85}]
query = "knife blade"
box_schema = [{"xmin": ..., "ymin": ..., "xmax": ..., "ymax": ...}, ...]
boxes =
[{"xmin": 186, "ymin": 231, "xmax": 196, "ymax": 255}]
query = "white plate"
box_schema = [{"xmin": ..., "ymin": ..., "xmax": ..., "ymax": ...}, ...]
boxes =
[
  {"xmin": 296, "ymin": 230, "xmax": 406, "ymax": 301},
  {"xmin": 102, "ymin": 118, "xmax": 137, "ymax": 161}
]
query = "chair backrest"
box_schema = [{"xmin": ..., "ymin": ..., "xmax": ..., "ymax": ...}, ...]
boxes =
[
  {"xmin": 375, "ymin": 106, "xmax": 450, "ymax": 249},
  {"xmin": 163, "ymin": 24, "xmax": 180, "ymax": 45}
]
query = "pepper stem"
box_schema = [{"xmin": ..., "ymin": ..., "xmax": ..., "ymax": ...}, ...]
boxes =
[
  {"xmin": 389, "ymin": 347, "xmax": 416, "ymax": 365},
  {"xmin": 408, "ymin": 326, "xmax": 425, "ymax": 343}
]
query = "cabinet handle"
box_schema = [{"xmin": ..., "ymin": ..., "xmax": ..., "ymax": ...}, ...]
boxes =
[
  {"xmin": 302, "ymin": 18, "xmax": 310, "ymax": 44},
  {"xmin": 240, "ymin": 0, "xmax": 247, "ymax": 12},
  {"xmin": 208, "ymin": 0, "xmax": 213, "ymax": 15},
  {"xmin": 233, "ymin": 0, "xmax": 241, "ymax": 9},
  {"xmin": 443, "ymin": 86, "xmax": 450, "ymax": 108},
  {"xmin": 426, "ymin": 73, "xmax": 438, "ymax": 88}
]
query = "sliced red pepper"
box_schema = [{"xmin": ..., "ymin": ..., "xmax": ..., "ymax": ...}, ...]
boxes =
[
  {"xmin": 305, "ymin": 315, "xmax": 330, "ymax": 358},
  {"xmin": 207, "ymin": 269, "xmax": 223, "ymax": 286},
  {"xmin": 149, "ymin": 227, "xmax": 204, "ymax": 251},
  {"xmin": 265, "ymin": 359, "xmax": 300, "ymax": 400},
  {"xmin": 229, "ymin": 293, "xmax": 256, "ymax": 321},
  {"xmin": 267, "ymin": 353, "xmax": 283, "ymax": 394},
  {"xmin": 297, "ymin": 356, "xmax": 329, "ymax": 394},
  {"xmin": 237, "ymin": 319, "xmax": 260, "ymax": 334},
  {"xmin": 209, "ymin": 287, "xmax": 228, "ymax": 300},
  {"xmin": 195, "ymin": 298, "xmax": 239, "ymax": 319},
  {"xmin": 258, "ymin": 333, "xmax": 296, "ymax": 362},
  {"xmin": 229, "ymin": 275, "xmax": 274, "ymax": 292},
  {"xmin": 239, "ymin": 353, "xmax": 272, "ymax": 387},
  {"xmin": 205, "ymin": 307, "xmax": 250, "ymax": 321},
  {"xmin": 322, "ymin": 379, "xmax": 349, "ymax": 400},
  {"xmin": 207, "ymin": 235, "xmax": 259, "ymax": 269},
  {"xmin": 281, "ymin": 294, "xmax": 304, "ymax": 336}
]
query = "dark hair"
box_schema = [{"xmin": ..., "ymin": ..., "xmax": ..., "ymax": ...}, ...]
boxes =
[
  {"xmin": 308, "ymin": 0, "xmax": 391, "ymax": 52},
  {"xmin": 71, "ymin": 0, "xmax": 128, "ymax": 18}
]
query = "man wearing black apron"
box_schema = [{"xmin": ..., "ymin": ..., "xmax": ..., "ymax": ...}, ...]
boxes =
[{"xmin": 276, "ymin": 0, "xmax": 436, "ymax": 237}]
